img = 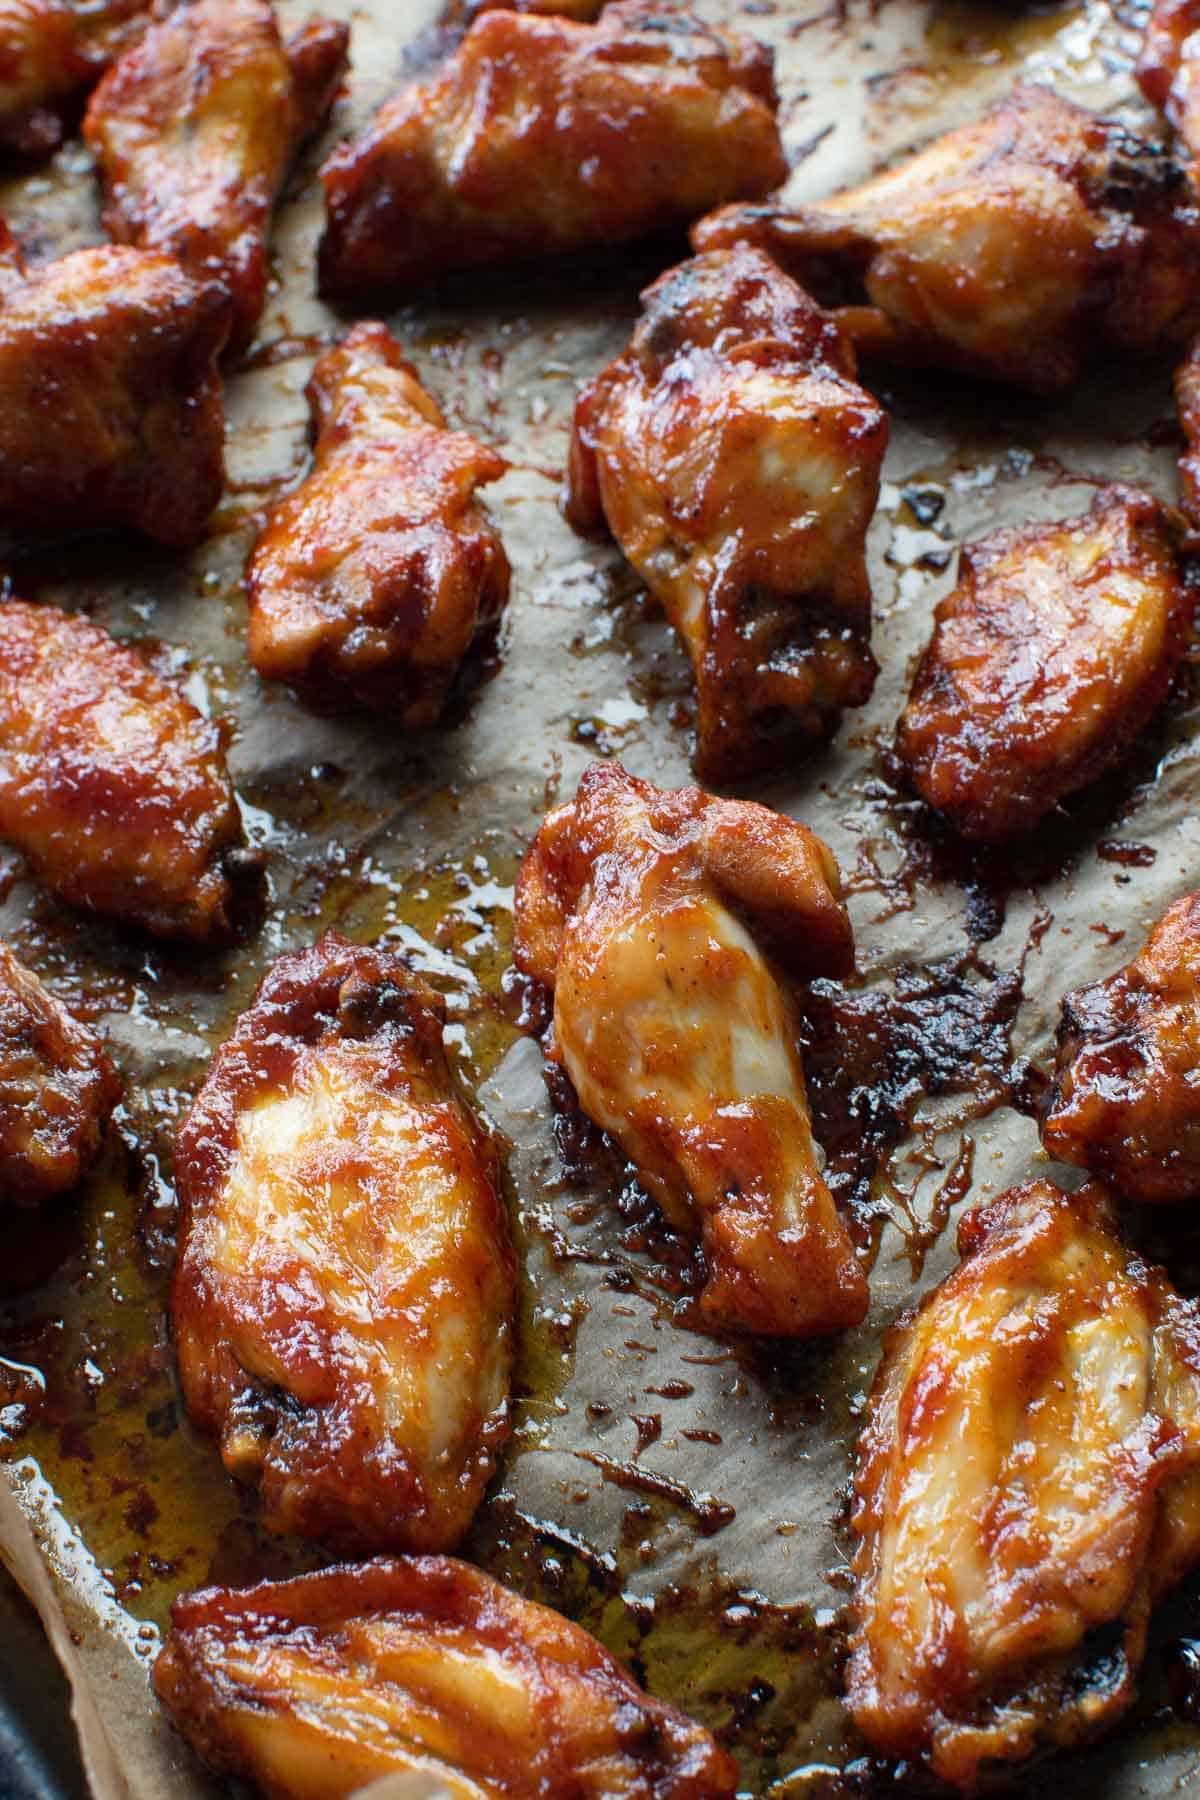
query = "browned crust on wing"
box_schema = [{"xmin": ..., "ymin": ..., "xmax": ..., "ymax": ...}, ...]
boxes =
[
  {"xmin": 85, "ymin": 0, "xmax": 349, "ymax": 355},
  {"xmin": 1044, "ymin": 890, "xmax": 1200, "ymax": 1201},
  {"xmin": 173, "ymin": 933, "xmax": 515, "ymax": 1554},
  {"xmin": 0, "ymin": 241, "xmax": 228, "ymax": 545},
  {"xmin": 0, "ymin": 601, "xmax": 249, "ymax": 941},
  {"xmin": 317, "ymin": 0, "xmax": 786, "ymax": 298},
  {"xmin": 246, "ymin": 320, "xmax": 510, "ymax": 718},
  {"xmin": 0, "ymin": 941, "xmax": 121, "ymax": 1202},
  {"xmin": 153, "ymin": 1555, "xmax": 740, "ymax": 1798},
  {"xmin": 893, "ymin": 484, "xmax": 1191, "ymax": 841}
]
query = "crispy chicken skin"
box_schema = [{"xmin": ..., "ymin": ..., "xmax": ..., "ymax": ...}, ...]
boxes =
[
  {"xmin": 246, "ymin": 322, "xmax": 510, "ymax": 720},
  {"xmin": 566, "ymin": 246, "xmax": 886, "ymax": 783},
  {"xmin": 1138, "ymin": 0, "xmax": 1200, "ymax": 161},
  {"xmin": 84, "ymin": 0, "xmax": 349, "ymax": 357},
  {"xmin": 513, "ymin": 761, "xmax": 867, "ymax": 1338},
  {"xmin": 894, "ymin": 485, "xmax": 1190, "ymax": 843},
  {"xmin": 693, "ymin": 85, "xmax": 1200, "ymax": 394},
  {"xmin": 0, "ymin": 229, "xmax": 227, "ymax": 546},
  {"xmin": 1043, "ymin": 892, "xmax": 1200, "ymax": 1203},
  {"xmin": 317, "ymin": 0, "xmax": 787, "ymax": 300},
  {"xmin": 0, "ymin": 602, "xmax": 251, "ymax": 943},
  {"xmin": 153, "ymin": 1556, "xmax": 738, "ymax": 1798},
  {"xmin": 173, "ymin": 935, "xmax": 515, "ymax": 1555},
  {"xmin": 848, "ymin": 1178, "xmax": 1200, "ymax": 1790},
  {"xmin": 0, "ymin": 942, "xmax": 121, "ymax": 1203},
  {"xmin": 0, "ymin": 0, "xmax": 148, "ymax": 160}
]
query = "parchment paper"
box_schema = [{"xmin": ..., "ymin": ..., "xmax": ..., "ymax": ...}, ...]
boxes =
[{"xmin": 2, "ymin": 0, "xmax": 1200, "ymax": 1794}]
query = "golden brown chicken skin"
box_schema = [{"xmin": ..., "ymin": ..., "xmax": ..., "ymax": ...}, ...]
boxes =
[
  {"xmin": 173, "ymin": 935, "xmax": 515, "ymax": 1556},
  {"xmin": 514, "ymin": 760, "xmax": 867, "ymax": 1338},
  {"xmin": 153, "ymin": 1556, "xmax": 739, "ymax": 1799},
  {"xmin": 848, "ymin": 1178, "xmax": 1200, "ymax": 1790},
  {"xmin": 0, "ymin": 0, "xmax": 148, "ymax": 159},
  {"xmin": 567, "ymin": 246, "xmax": 886, "ymax": 783},
  {"xmin": 1043, "ymin": 892, "xmax": 1200, "ymax": 1203},
  {"xmin": 317, "ymin": 0, "xmax": 787, "ymax": 300},
  {"xmin": 693, "ymin": 85, "xmax": 1200, "ymax": 394},
  {"xmin": 0, "ymin": 230, "xmax": 227, "ymax": 546},
  {"xmin": 894, "ymin": 485, "xmax": 1190, "ymax": 843},
  {"xmin": 246, "ymin": 322, "xmax": 510, "ymax": 720},
  {"xmin": 84, "ymin": 0, "xmax": 349, "ymax": 357},
  {"xmin": 0, "ymin": 601, "xmax": 252, "ymax": 943},
  {"xmin": 0, "ymin": 942, "xmax": 121, "ymax": 1203}
]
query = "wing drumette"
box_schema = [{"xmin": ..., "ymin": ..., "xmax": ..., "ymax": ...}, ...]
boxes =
[
  {"xmin": 514, "ymin": 760, "xmax": 867, "ymax": 1338},
  {"xmin": 246, "ymin": 322, "xmax": 510, "ymax": 720},
  {"xmin": 84, "ymin": 0, "xmax": 349, "ymax": 357},
  {"xmin": 153, "ymin": 1556, "xmax": 738, "ymax": 1798},
  {"xmin": 0, "ymin": 228, "xmax": 228, "ymax": 545},
  {"xmin": 848, "ymin": 1179, "xmax": 1200, "ymax": 1789},
  {"xmin": 0, "ymin": 0, "xmax": 148, "ymax": 160},
  {"xmin": 0, "ymin": 601, "xmax": 254, "ymax": 943},
  {"xmin": 317, "ymin": 0, "xmax": 787, "ymax": 299},
  {"xmin": 1044, "ymin": 891, "xmax": 1200, "ymax": 1203},
  {"xmin": 173, "ymin": 935, "xmax": 515, "ymax": 1555},
  {"xmin": 894, "ymin": 485, "xmax": 1190, "ymax": 841},
  {"xmin": 566, "ymin": 244, "xmax": 886, "ymax": 782},
  {"xmin": 694, "ymin": 85, "xmax": 1200, "ymax": 394},
  {"xmin": 0, "ymin": 942, "xmax": 121, "ymax": 1203}
]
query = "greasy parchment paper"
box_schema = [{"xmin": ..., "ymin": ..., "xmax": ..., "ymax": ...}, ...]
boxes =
[{"xmin": 2, "ymin": 0, "xmax": 1200, "ymax": 1794}]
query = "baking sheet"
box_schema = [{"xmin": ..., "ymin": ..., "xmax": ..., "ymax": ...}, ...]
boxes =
[{"xmin": 2, "ymin": 0, "xmax": 1200, "ymax": 1792}]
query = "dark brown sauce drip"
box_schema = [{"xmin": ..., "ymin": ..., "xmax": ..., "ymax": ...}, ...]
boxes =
[
  {"xmin": 798, "ymin": 928, "xmax": 1049, "ymax": 1258},
  {"xmin": 574, "ymin": 1448, "xmax": 735, "ymax": 1536}
]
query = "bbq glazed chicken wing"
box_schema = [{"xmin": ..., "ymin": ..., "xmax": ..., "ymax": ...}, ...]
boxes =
[
  {"xmin": 317, "ymin": 0, "xmax": 787, "ymax": 300},
  {"xmin": 0, "ymin": 0, "xmax": 148, "ymax": 160},
  {"xmin": 246, "ymin": 322, "xmax": 510, "ymax": 720},
  {"xmin": 153, "ymin": 1557, "xmax": 739, "ymax": 1798},
  {"xmin": 84, "ymin": 0, "xmax": 349, "ymax": 357},
  {"xmin": 894, "ymin": 485, "xmax": 1190, "ymax": 842},
  {"xmin": 0, "ymin": 942, "xmax": 121, "ymax": 1203},
  {"xmin": 1043, "ymin": 891, "xmax": 1200, "ymax": 1203},
  {"xmin": 693, "ymin": 85, "xmax": 1200, "ymax": 394},
  {"xmin": 173, "ymin": 935, "xmax": 515, "ymax": 1555},
  {"xmin": 0, "ymin": 602, "xmax": 254, "ymax": 943},
  {"xmin": 514, "ymin": 760, "xmax": 867, "ymax": 1338},
  {"xmin": 848, "ymin": 1178, "xmax": 1200, "ymax": 1790},
  {"xmin": 0, "ymin": 231, "xmax": 227, "ymax": 545},
  {"xmin": 566, "ymin": 246, "xmax": 886, "ymax": 783},
  {"xmin": 1175, "ymin": 335, "xmax": 1200, "ymax": 523}
]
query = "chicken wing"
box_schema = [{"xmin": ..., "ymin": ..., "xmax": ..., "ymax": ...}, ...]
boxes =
[
  {"xmin": 0, "ymin": 942, "xmax": 121, "ymax": 1203},
  {"xmin": 1175, "ymin": 335, "xmax": 1200, "ymax": 524},
  {"xmin": 1043, "ymin": 892, "xmax": 1200, "ymax": 1203},
  {"xmin": 153, "ymin": 1556, "xmax": 738, "ymax": 1798},
  {"xmin": 317, "ymin": 0, "xmax": 787, "ymax": 300},
  {"xmin": 84, "ymin": 0, "xmax": 349, "ymax": 357},
  {"xmin": 0, "ymin": 601, "xmax": 254, "ymax": 943},
  {"xmin": 1138, "ymin": 0, "xmax": 1200, "ymax": 162},
  {"xmin": 566, "ymin": 245, "xmax": 886, "ymax": 783},
  {"xmin": 173, "ymin": 934, "xmax": 515, "ymax": 1555},
  {"xmin": 692, "ymin": 85, "xmax": 1200, "ymax": 393},
  {"xmin": 848, "ymin": 1178, "xmax": 1200, "ymax": 1790},
  {"xmin": 513, "ymin": 760, "xmax": 867, "ymax": 1338},
  {"xmin": 0, "ymin": 231, "xmax": 227, "ymax": 546},
  {"xmin": 0, "ymin": 0, "xmax": 148, "ymax": 160},
  {"xmin": 893, "ymin": 485, "xmax": 1190, "ymax": 842},
  {"xmin": 246, "ymin": 322, "xmax": 510, "ymax": 720}
]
